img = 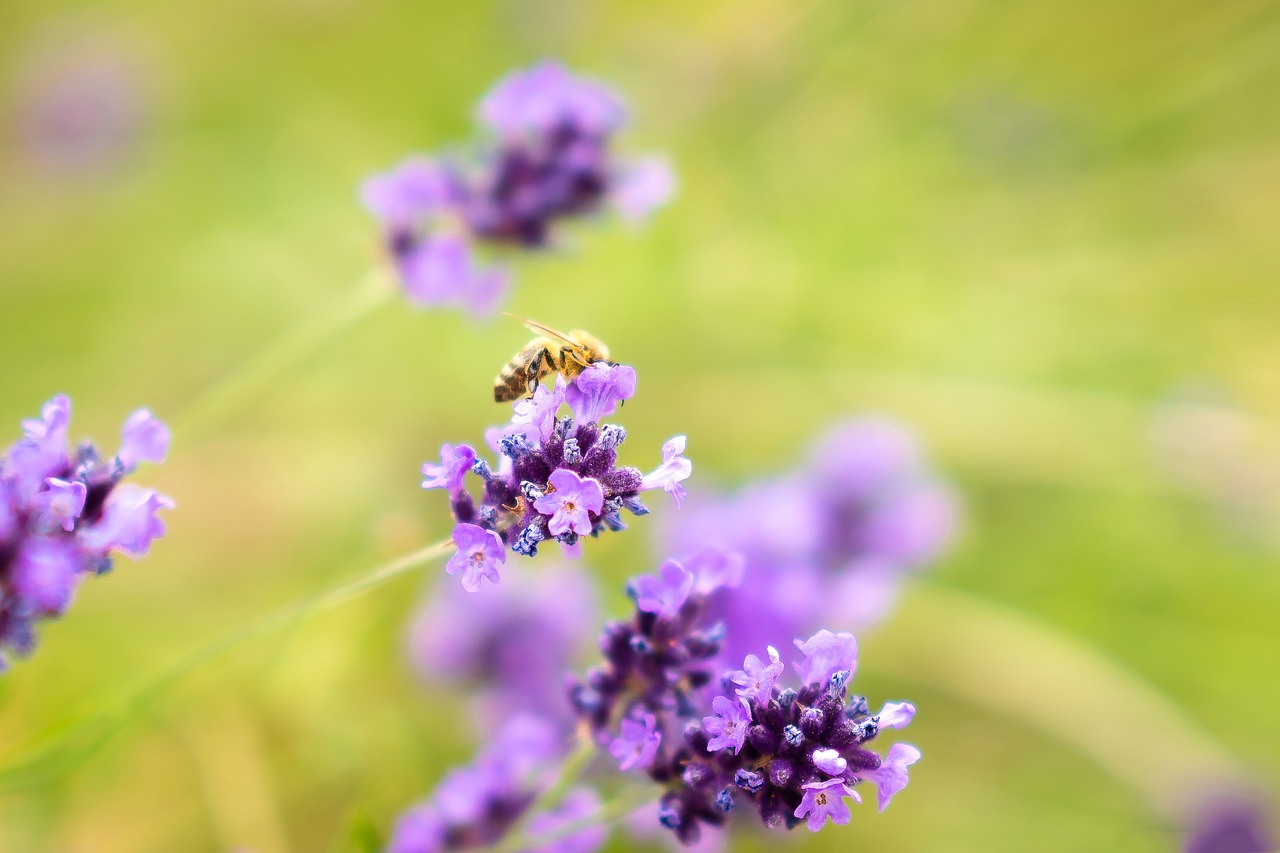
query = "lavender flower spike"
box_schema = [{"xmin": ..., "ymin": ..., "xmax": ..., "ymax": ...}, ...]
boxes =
[
  {"xmin": 2, "ymin": 395, "xmax": 173, "ymax": 669},
  {"xmin": 421, "ymin": 360, "xmax": 688, "ymax": 580}
]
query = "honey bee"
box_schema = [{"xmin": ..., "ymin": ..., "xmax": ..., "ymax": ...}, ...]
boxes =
[{"xmin": 494, "ymin": 315, "xmax": 613, "ymax": 403}]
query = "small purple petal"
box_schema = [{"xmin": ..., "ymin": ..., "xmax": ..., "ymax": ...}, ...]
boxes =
[
  {"xmin": 564, "ymin": 364, "xmax": 636, "ymax": 424},
  {"xmin": 422, "ymin": 444, "xmax": 476, "ymax": 494},
  {"xmin": 609, "ymin": 713, "xmax": 661, "ymax": 772},
  {"xmin": 702, "ymin": 695, "xmax": 750, "ymax": 754},
  {"xmin": 117, "ymin": 408, "xmax": 170, "ymax": 469},
  {"xmin": 478, "ymin": 61, "xmax": 627, "ymax": 136},
  {"xmin": 77, "ymin": 484, "xmax": 174, "ymax": 557},
  {"xmin": 10, "ymin": 538, "xmax": 83, "ymax": 615},
  {"xmin": 641, "ymin": 435, "xmax": 691, "ymax": 506},
  {"xmin": 864, "ymin": 743, "xmax": 921, "ymax": 811},
  {"xmin": 730, "ymin": 646, "xmax": 784, "ymax": 701},
  {"xmin": 511, "ymin": 378, "xmax": 566, "ymax": 443},
  {"xmin": 794, "ymin": 629, "xmax": 858, "ymax": 686},
  {"xmin": 613, "ymin": 155, "xmax": 676, "ymax": 223},
  {"xmin": 445, "ymin": 523, "xmax": 505, "ymax": 592},
  {"xmin": 34, "ymin": 477, "xmax": 86, "ymax": 533},
  {"xmin": 631, "ymin": 559, "xmax": 693, "ymax": 619},
  {"xmin": 877, "ymin": 701, "xmax": 916, "ymax": 730},
  {"xmin": 794, "ymin": 778, "xmax": 859, "ymax": 832}
]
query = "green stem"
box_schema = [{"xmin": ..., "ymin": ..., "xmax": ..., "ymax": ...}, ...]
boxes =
[
  {"xmin": 494, "ymin": 785, "xmax": 660, "ymax": 853},
  {"xmin": 0, "ymin": 537, "xmax": 454, "ymax": 791},
  {"xmin": 171, "ymin": 266, "xmax": 396, "ymax": 444},
  {"xmin": 492, "ymin": 730, "xmax": 598, "ymax": 853},
  {"xmin": 873, "ymin": 581, "xmax": 1244, "ymax": 822}
]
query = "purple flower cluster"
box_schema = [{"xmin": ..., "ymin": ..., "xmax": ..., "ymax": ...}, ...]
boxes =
[
  {"xmin": 388, "ymin": 713, "xmax": 603, "ymax": 853},
  {"xmin": 422, "ymin": 363, "xmax": 691, "ymax": 591},
  {"xmin": 570, "ymin": 559, "xmax": 918, "ymax": 844},
  {"xmin": 1, "ymin": 395, "xmax": 173, "ymax": 669},
  {"xmin": 363, "ymin": 61, "xmax": 675, "ymax": 315},
  {"xmin": 663, "ymin": 418, "xmax": 958, "ymax": 664}
]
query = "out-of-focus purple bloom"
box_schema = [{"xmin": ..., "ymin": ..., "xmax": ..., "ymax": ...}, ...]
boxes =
[
  {"xmin": 13, "ymin": 42, "xmax": 146, "ymax": 177},
  {"xmin": 1, "ymin": 396, "xmax": 173, "ymax": 668},
  {"xmin": 117, "ymin": 409, "xmax": 170, "ymax": 470},
  {"xmin": 534, "ymin": 469, "xmax": 604, "ymax": 537},
  {"xmin": 564, "ymin": 364, "xmax": 636, "ymax": 425},
  {"xmin": 421, "ymin": 444, "xmax": 477, "ymax": 495},
  {"xmin": 794, "ymin": 630, "xmax": 858, "ymax": 685},
  {"xmin": 659, "ymin": 417, "xmax": 959, "ymax": 664},
  {"xmin": 863, "ymin": 743, "xmax": 921, "ymax": 812},
  {"xmin": 422, "ymin": 363, "xmax": 686, "ymax": 580},
  {"xmin": 703, "ymin": 696, "xmax": 749, "ymax": 754},
  {"xmin": 631, "ymin": 559, "xmax": 694, "ymax": 619},
  {"xmin": 364, "ymin": 62, "xmax": 673, "ymax": 315},
  {"xmin": 613, "ymin": 156, "xmax": 677, "ymax": 223},
  {"xmin": 411, "ymin": 561, "xmax": 597, "ymax": 728},
  {"xmin": 524, "ymin": 787, "xmax": 608, "ymax": 853},
  {"xmin": 794, "ymin": 779, "xmax": 858, "ymax": 832},
  {"xmin": 478, "ymin": 61, "xmax": 627, "ymax": 136},
  {"xmin": 730, "ymin": 646, "xmax": 783, "ymax": 701},
  {"xmin": 610, "ymin": 713, "xmax": 662, "ymax": 772},
  {"xmin": 388, "ymin": 804, "xmax": 446, "ymax": 853},
  {"xmin": 642, "ymin": 435, "xmax": 692, "ymax": 506},
  {"xmin": 445, "ymin": 523, "xmax": 505, "ymax": 592},
  {"xmin": 1184, "ymin": 791, "xmax": 1277, "ymax": 853}
]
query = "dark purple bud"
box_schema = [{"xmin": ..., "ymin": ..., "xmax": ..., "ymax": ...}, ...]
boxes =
[
  {"xmin": 826, "ymin": 670, "xmax": 850, "ymax": 698},
  {"xmin": 759, "ymin": 791, "xmax": 789, "ymax": 828},
  {"xmin": 783, "ymin": 725, "xmax": 804, "ymax": 748},
  {"xmin": 800, "ymin": 706, "xmax": 827, "ymax": 738},
  {"xmin": 828, "ymin": 719, "xmax": 857, "ymax": 748},
  {"xmin": 499, "ymin": 433, "xmax": 533, "ymax": 458},
  {"xmin": 622, "ymin": 496, "xmax": 649, "ymax": 516},
  {"xmin": 657, "ymin": 798, "xmax": 682, "ymax": 830},
  {"xmin": 844, "ymin": 748, "xmax": 883, "ymax": 772},
  {"xmin": 602, "ymin": 467, "xmax": 642, "ymax": 495},
  {"xmin": 451, "ymin": 491, "xmax": 476, "ymax": 523},
  {"xmin": 629, "ymin": 634, "xmax": 652, "ymax": 655},
  {"xmin": 471, "ymin": 458, "xmax": 494, "ymax": 480},
  {"xmin": 768, "ymin": 758, "xmax": 794, "ymax": 787},
  {"xmin": 682, "ymin": 762, "xmax": 712, "ymax": 788},
  {"xmin": 777, "ymin": 688, "xmax": 797, "ymax": 711},
  {"xmin": 715, "ymin": 788, "xmax": 735, "ymax": 813},
  {"xmin": 747, "ymin": 724, "xmax": 779, "ymax": 754}
]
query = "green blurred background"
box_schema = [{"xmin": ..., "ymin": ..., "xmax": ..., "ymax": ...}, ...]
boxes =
[{"xmin": 2, "ymin": 0, "xmax": 1279, "ymax": 850}]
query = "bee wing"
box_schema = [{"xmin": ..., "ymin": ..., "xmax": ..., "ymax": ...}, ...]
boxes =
[{"xmin": 503, "ymin": 312, "xmax": 580, "ymax": 348}]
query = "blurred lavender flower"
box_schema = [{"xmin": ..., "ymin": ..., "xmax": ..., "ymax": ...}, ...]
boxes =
[
  {"xmin": 571, "ymin": 561, "xmax": 919, "ymax": 844},
  {"xmin": 411, "ymin": 561, "xmax": 597, "ymax": 729},
  {"xmin": 363, "ymin": 61, "xmax": 674, "ymax": 315},
  {"xmin": 421, "ymin": 365, "xmax": 690, "ymax": 587},
  {"xmin": 662, "ymin": 418, "xmax": 958, "ymax": 664},
  {"xmin": 1184, "ymin": 791, "xmax": 1276, "ymax": 853},
  {"xmin": 0, "ymin": 395, "xmax": 173, "ymax": 669},
  {"xmin": 387, "ymin": 713, "xmax": 576, "ymax": 853}
]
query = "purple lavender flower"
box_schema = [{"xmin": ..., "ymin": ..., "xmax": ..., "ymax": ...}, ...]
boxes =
[
  {"xmin": 411, "ymin": 561, "xmax": 598, "ymax": 729},
  {"xmin": 575, "ymin": 593, "xmax": 921, "ymax": 843},
  {"xmin": 630, "ymin": 559, "xmax": 694, "ymax": 620},
  {"xmin": 364, "ymin": 62, "xmax": 674, "ymax": 315},
  {"xmin": 702, "ymin": 696, "xmax": 749, "ymax": 755},
  {"xmin": 421, "ymin": 363, "xmax": 688, "ymax": 584},
  {"xmin": 1184, "ymin": 790, "xmax": 1276, "ymax": 853},
  {"xmin": 1, "ymin": 395, "xmax": 173, "ymax": 669},
  {"xmin": 610, "ymin": 713, "xmax": 662, "ymax": 772},
  {"xmin": 422, "ymin": 444, "xmax": 477, "ymax": 495},
  {"xmin": 794, "ymin": 778, "xmax": 858, "ymax": 831},
  {"xmin": 641, "ymin": 436, "xmax": 692, "ymax": 507},
  {"xmin": 564, "ymin": 364, "xmax": 636, "ymax": 424},
  {"xmin": 730, "ymin": 646, "xmax": 783, "ymax": 701},
  {"xmin": 445, "ymin": 523, "xmax": 505, "ymax": 592}
]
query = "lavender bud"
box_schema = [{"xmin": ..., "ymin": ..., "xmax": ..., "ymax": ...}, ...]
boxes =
[
  {"xmin": 519, "ymin": 480, "xmax": 544, "ymax": 501},
  {"xmin": 777, "ymin": 688, "xmax": 797, "ymax": 710},
  {"xmin": 735, "ymin": 769, "xmax": 765, "ymax": 794},
  {"xmin": 471, "ymin": 458, "xmax": 494, "ymax": 480},
  {"xmin": 499, "ymin": 433, "xmax": 533, "ymax": 458},
  {"xmin": 783, "ymin": 725, "xmax": 804, "ymax": 748},
  {"xmin": 747, "ymin": 724, "xmax": 779, "ymax": 754},
  {"xmin": 800, "ymin": 706, "xmax": 827, "ymax": 738},
  {"xmin": 597, "ymin": 424, "xmax": 627, "ymax": 449},
  {"xmin": 715, "ymin": 788, "xmax": 735, "ymax": 813},
  {"xmin": 561, "ymin": 437, "xmax": 582, "ymax": 465},
  {"xmin": 768, "ymin": 758, "xmax": 794, "ymax": 787},
  {"xmin": 622, "ymin": 496, "xmax": 649, "ymax": 516}
]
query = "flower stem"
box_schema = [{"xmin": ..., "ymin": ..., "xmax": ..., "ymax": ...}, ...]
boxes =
[
  {"xmin": 0, "ymin": 537, "xmax": 454, "ymax": 791},
  {"xmin": 171, "ymin": 266, "xmax": 396, "ymax": 444},
  {"xmin": 874, "ymin": 581, "xmax": 1245, "ymax": 823}
]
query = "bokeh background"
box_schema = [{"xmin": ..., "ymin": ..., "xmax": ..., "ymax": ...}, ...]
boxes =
[{"xmin": 2, "ymin": 0, "xmax": 1280, "ymax": 850}]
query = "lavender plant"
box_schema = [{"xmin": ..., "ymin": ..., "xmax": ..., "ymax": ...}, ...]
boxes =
[
  {"xmin": 570, "ymin": 558, "xmax": 919, "ymax": 845},
  {"xmin": 1, "ymin": 395, "xmax": 172, "ymax": 670},
  {"xmin": 421, "ymin": 363, "xmax": 691, "ymax": 589},
  {"xmin": 363, "ymin": 61, "xmax": 674, "ymax": 315}
]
